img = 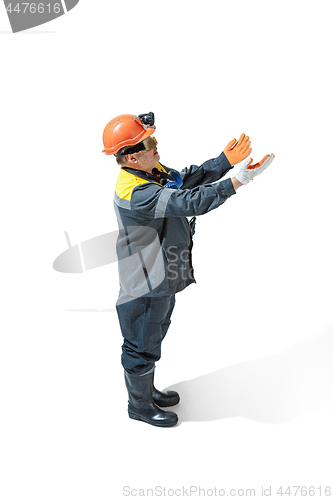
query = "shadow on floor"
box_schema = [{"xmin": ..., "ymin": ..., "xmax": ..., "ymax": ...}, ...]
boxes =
[{"xmin": 163, "ymin": 332, "xmax": 333, "ymax": 425}]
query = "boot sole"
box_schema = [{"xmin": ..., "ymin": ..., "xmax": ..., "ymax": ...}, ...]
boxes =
[{"xmin": 128, "ymin": 411, "xmax": 178, "ymax": 427}]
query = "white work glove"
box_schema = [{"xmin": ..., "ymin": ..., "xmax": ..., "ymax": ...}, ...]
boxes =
[{"xmin": 235, "ymin": 154, "xmax": 275, "ymax": 185}]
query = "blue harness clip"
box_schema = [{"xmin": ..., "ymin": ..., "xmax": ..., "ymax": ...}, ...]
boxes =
[{"xmin": 164, "ymin": 172, "xmax": 183, "ymax": 190}]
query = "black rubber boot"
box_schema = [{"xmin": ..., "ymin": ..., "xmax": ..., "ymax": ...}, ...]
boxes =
[
  {"xmin": 124, "ymin": 370, "xmax": 178, "ymax": 427},
  {"xmin": 152, "ymin": 371, "xmax": 180, "ymax": 407}
]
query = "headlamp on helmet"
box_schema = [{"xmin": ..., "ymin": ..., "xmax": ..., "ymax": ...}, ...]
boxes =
[{"xmin": 137, "ymin": 112, "xmax": 155, "ymax": 129}]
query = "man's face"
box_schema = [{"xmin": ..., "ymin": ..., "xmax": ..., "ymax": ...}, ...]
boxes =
[{"xmin": 127, "ymin": 139, "xmax": 160, "ymax": 173}]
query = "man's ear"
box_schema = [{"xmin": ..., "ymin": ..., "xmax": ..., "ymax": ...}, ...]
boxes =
[{"xmin": 126, "ymin": 154, "xmax": 138, "ymax": 165}]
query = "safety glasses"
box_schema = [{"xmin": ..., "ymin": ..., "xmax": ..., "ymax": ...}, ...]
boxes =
[
  {"xmin": 141, "ymin": 136, "xmax": 157, "ymax": 152},
  {"xmin": 117, "ymin": 136, "xmax": 157, "ymax": 156}
]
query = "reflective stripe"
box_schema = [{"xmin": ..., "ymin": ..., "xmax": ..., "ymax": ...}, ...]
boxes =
[
  {"xmin": 154, "ymin": 189, "xmax": 173, "ymax": 218},
  {"xmin": 114, "ymin": 202, "xmax": 124, "ymax": 228},
  {"xmin": 114, "ymin": 192, "xmax": 131, "ymax": 210},
  {"xmin": 139, "ymin": 367, "xmax": 155, "ymax": 376}
]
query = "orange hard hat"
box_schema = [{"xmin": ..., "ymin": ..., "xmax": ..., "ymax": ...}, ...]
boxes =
[{"xmin": 102, "ymin": 114, "xmax": 156, "ymax": 155}]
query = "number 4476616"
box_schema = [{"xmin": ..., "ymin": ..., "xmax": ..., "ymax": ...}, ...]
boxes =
[{"xmin": 6, "ymin": 3, "xmax": 61, "ymax": 14}]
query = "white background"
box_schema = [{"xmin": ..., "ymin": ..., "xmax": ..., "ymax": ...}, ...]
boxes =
[{"xmin": 1, "ymin": 1, "xmax": 333, "ymax": 499}]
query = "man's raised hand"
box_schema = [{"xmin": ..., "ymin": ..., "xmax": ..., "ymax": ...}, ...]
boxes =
[
  {"xmin": 235, "ymin": 154, "xmax": 275, "ymax": 185},
  {"xmin": 223, "ymin": 133, "xmax": 252, "ymax": 166}
]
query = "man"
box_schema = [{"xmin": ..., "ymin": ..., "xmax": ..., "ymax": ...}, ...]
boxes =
[{"xmin": 102, "ymin": 112, "xmax": 274, "ymax": 427}]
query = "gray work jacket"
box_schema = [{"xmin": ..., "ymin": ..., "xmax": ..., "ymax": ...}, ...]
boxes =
[{"xmin": 114, "ymin": 151, "xmax": 236, "ymax": 304}]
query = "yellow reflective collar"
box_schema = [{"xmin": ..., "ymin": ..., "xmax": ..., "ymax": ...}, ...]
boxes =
[
  {"xmin": 115, "ymin": 163, "xmax": 165, "ymax": 201},
  {"xmin": 154, "ymin": 162, "xmax": 167, "ymax": 174}
]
